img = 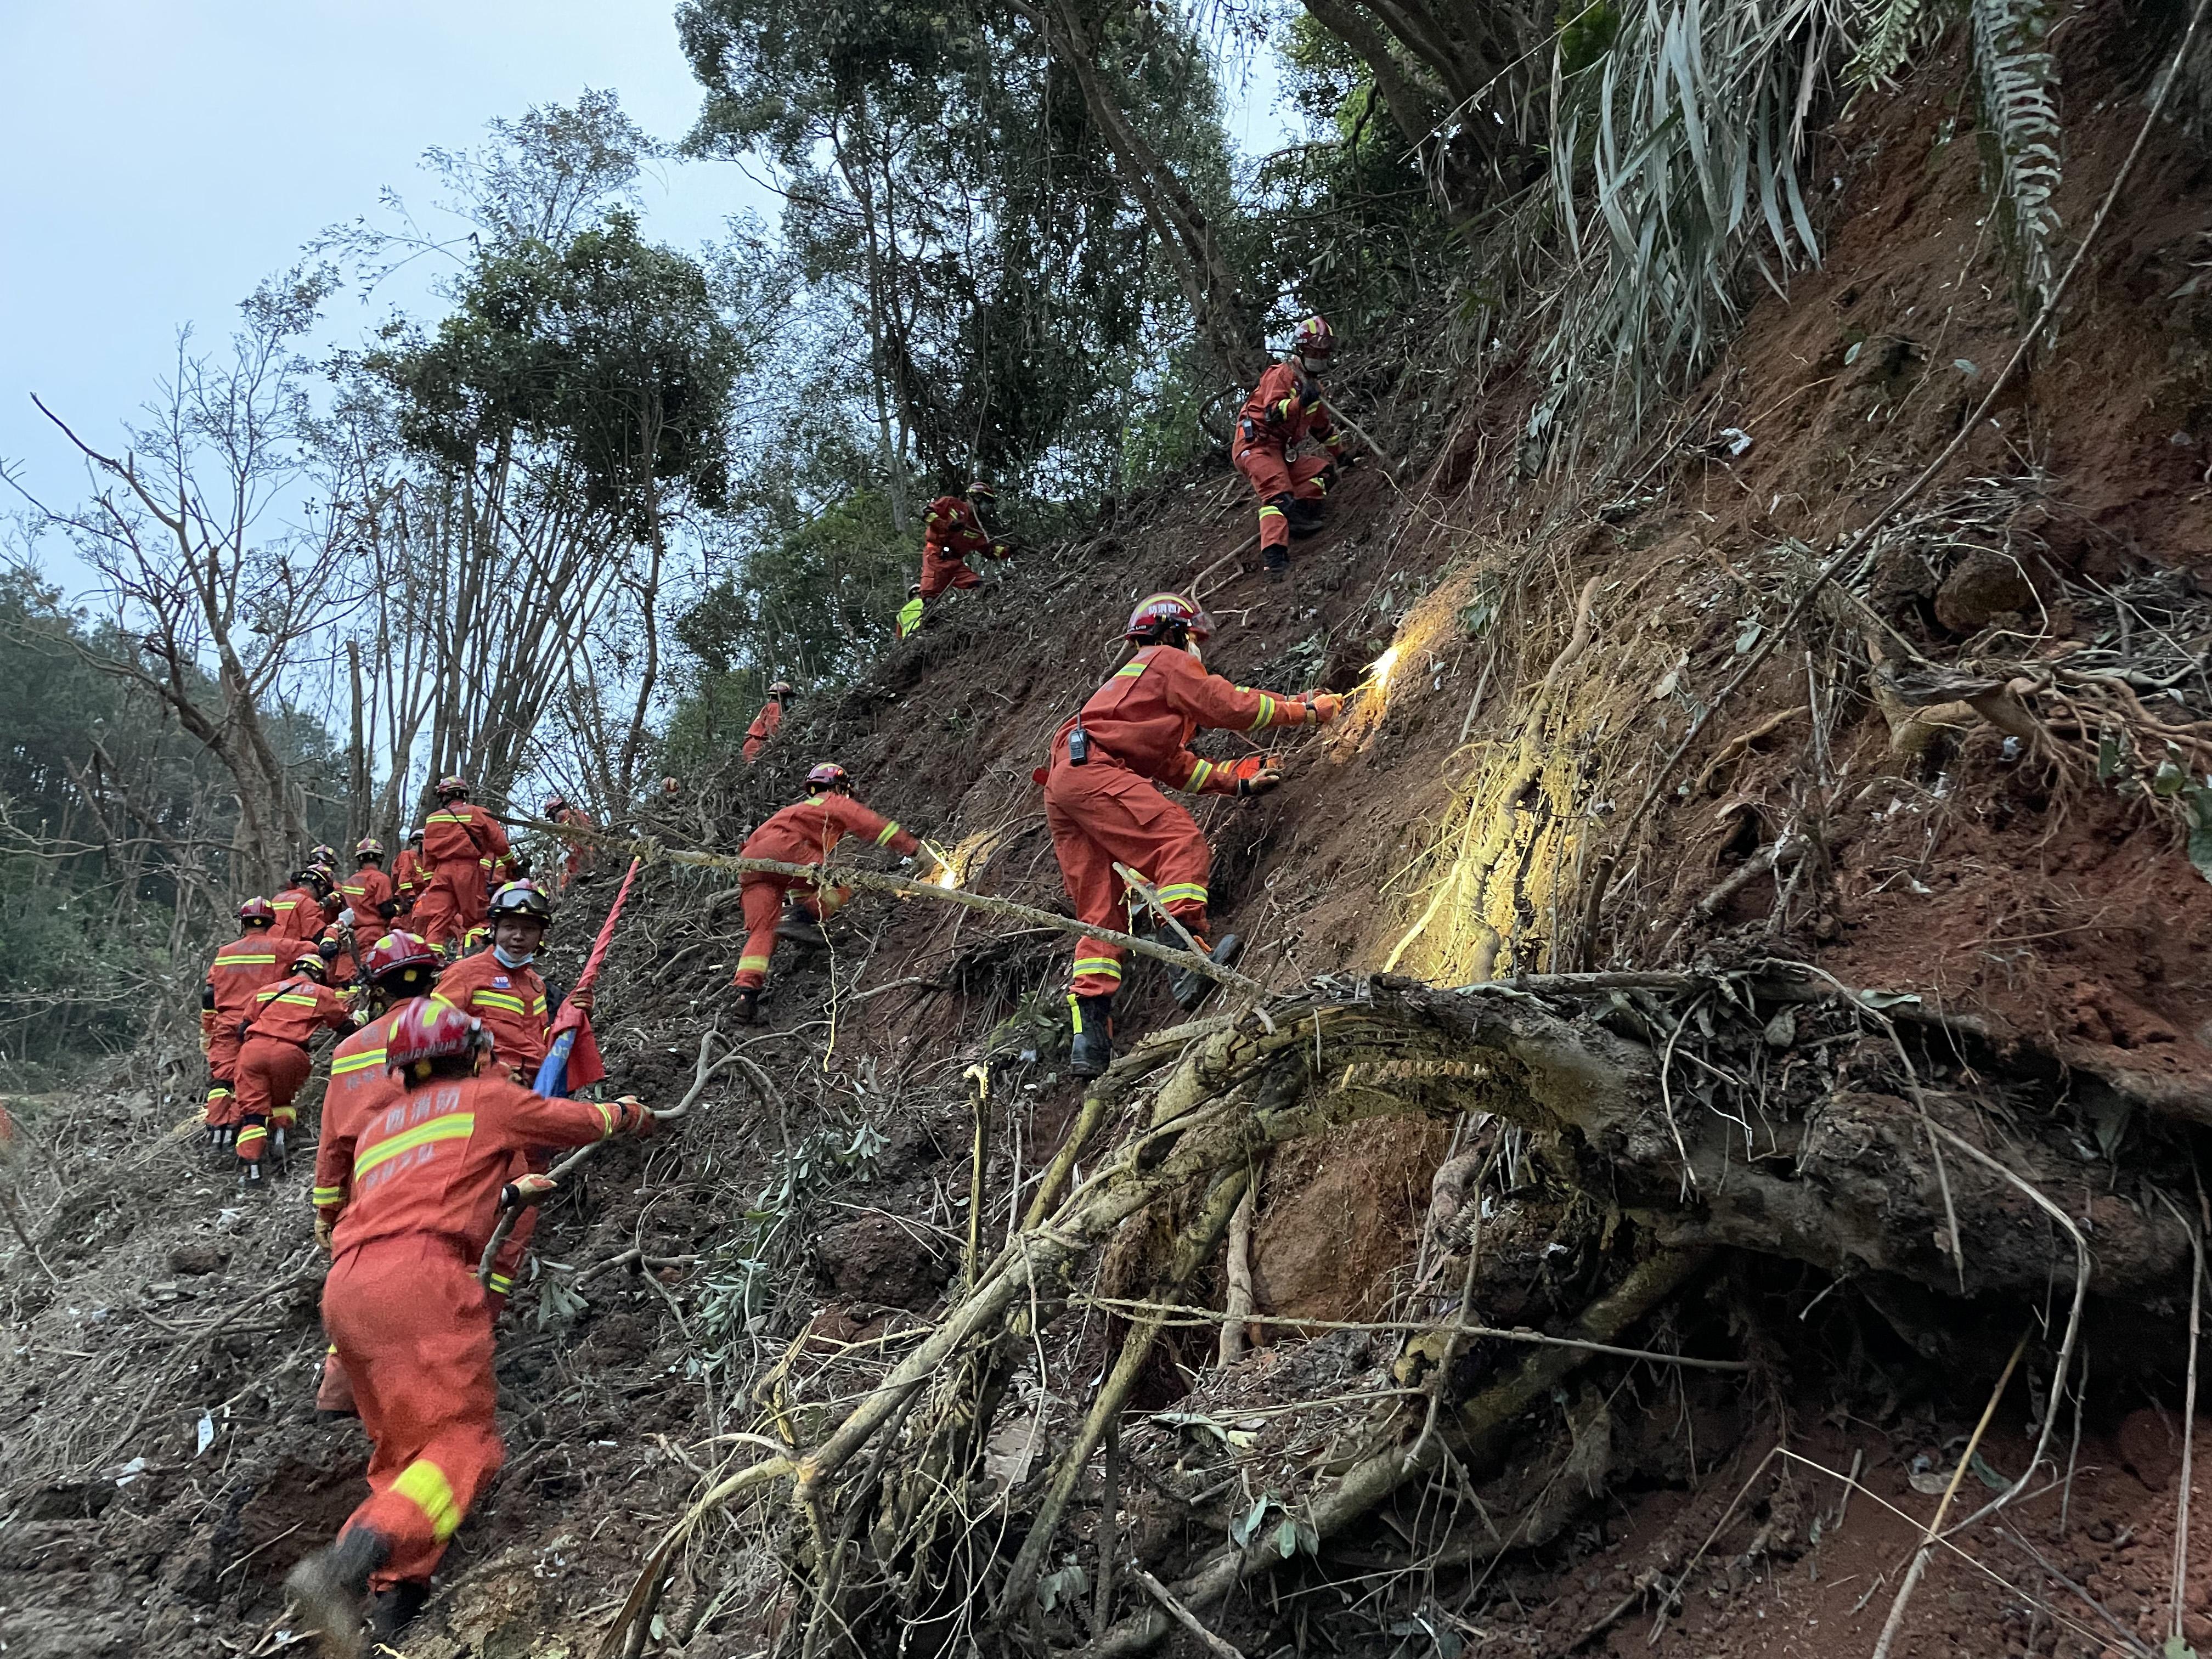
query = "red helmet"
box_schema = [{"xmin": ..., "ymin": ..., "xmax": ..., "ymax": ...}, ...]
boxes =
[
  {"xmin": 239, "ymin": 898, "xmax": 276, "ymax": 926},
  {"xmin": 805, "ymin": 762, "xmax": 850, "ymax": 791},
  {"xmin": 435, "ymin": 775, "xmax": 469, "ymax": 799},
  {"xmin": 661, "ymin": 776, "xmax": 680, "ymax": 795},
  {"xmin": 1126, "ymin": 592, "xmax": 1215, "ymax": 644},
  {"xmin": 386, "ymin": 998, "xmax": 489, "ymax": 1077},
  {"xmin": 541, "ymin": 795, "xmax": 567, "ymax": 816},
  {"xmin": 309, "ymin": 844, "xmax": 340, "ymax": 868},
  {"xmin": 1291, "ymin": 315, "xmax": 1335, "ymax": 362},
  {"xmin": 363, "ymin": 930, "xmax": 438, "ymax": 985},
  {"xmin": 291, "ymin": 951, "xmax": 329, "ymax": 979},
  {"xmin": 966, "ymin": 481, "xmax": 996, "ymax": 501},
  {"xmin": 355, "ymin": 836, "xmax": 384, "ymax": 859}
]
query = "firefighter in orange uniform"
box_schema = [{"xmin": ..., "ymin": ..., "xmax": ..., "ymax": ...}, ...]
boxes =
[
  {"xmin": 233, "ymin": 951, "xmax": 357, "ymax": 1186},
  {"xmin": 201, "ymin": 898, "xmax": 285, "ymax": 1150},
  {"xmin": 918, "ymin": 482, "xmax": 1008, "ymax": 601},
  {"xmin": 312, "ymin": 930, "xmax": 445, "ymax": 1422},
  {"xmin": 340, "ymin": 839, "xmax": 400, "ymax": 957},
  {"xmin": 431, "ymin": 880, "xmax": 595, "ymax": 1304},
  {"xmin": 728, "ymin": 764, "xmax": 936, "ymax": 1025},
  {"xmin": 413, "ymin": 778, "xmax": 512, "ymax": 955},
  {"xmin": 1042, "ymin": 593, "xmax": 1340, "ymax": 1075},
  {"xmin": 540, "ymin": 796, "xmax": 596, "ymax": 893},
  {"xmin": 391, "ymin": 829, "xmax": 430, "ymax": 915},
  {"xmin": 1233, "ymin": 315, "xmax": 1352, "ymax": 574},
  {"xmin": 285, "ymin": 1001, "xmax": 654, "ymax": 1652},
  {"xmin": 743, "ymin": 681, "xmax": 795, "ymax": 764},
  {"xmin": 273, "ymin": 865, "xmax": 341, "ymax": 945}
]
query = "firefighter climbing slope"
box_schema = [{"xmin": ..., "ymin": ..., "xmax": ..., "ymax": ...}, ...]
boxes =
[
  {"xmin": 200, "ymin": 898, "xmax": 285, "ymax": 1149},
  {"xmin": 413, "ymin": 777, "xmax": 512, "ymax": 955},
  {"xmin": 285, "ymin": 1001, "xmax": 655, "ymax": 1657},
  {"xmin": 340, "ymin": 839, "xmax": 400, "ymax": 957},
  {"xmin": 541, "ymin": 795, "xmax": 596, "ymax": 891},
  {"xmin": 233, "ymin": 950, "xmax": 358, "ymax": 1186},
  {"xmin": 1233, "ymin": 315, "xmax": 1357, "ymax": 574},
  {"xmin": 743, "ymin": 681, "xmax": 796, "ymax": 764},
  {"xmin": 392, "ymin": 828, "xmax": 430, "ymax": 913},
  {"xmin": 913, "ymin": 481, "xmax": 1011, "ymax": 625},
  {"xmin": 312, "ymin": 929, "xmax": 447, "ymax": 1423},
  {"xmin": 1041, "ymin": 592, "xmax": 1341, "ymax": 1076},
  {"xmin": 729, "ymin": 763, "xmax": 941, "ymax": 1025}
]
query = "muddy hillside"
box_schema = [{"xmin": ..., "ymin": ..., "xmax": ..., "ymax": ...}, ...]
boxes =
[{"xmin": 7, "ymin": 10, "xmax": 2212, "ymax": 1659}]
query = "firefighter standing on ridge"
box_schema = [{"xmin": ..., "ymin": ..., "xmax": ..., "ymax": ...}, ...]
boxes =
[
  {"xmin": 743, "ymin": 681, "xmax": 795, "ymax": 764},
  {"xmin": 285, "ymin": 1002, "xmax": 655, "ymax": 1655},
  {"xmin": 895, "ymin": 582, "xmax": 925, "ymax": 641},
  {"xmin": 233, "ymin": 950, "xmax": 358, "ymax": 1186},
  {"xmin": 728, "ymin": 763, "xmax": 937, "ymax": 1025},
  {"xmin": 541, "ymin": 795, "xmax": 596, "ymax": 892},
  {"xmin": 340, "ymin": 839, "xmax": 400, "ymax": 958},
  {"xmin": 1233, "ymin": 315, "xmax": 1353, "ymax": 575},
  {"xmin": 312, "ymin": 929, "xmax": 445, "ymax": 1423},
  {"xmin": 1040, "ymin": 592, "xmax": 1340, "ymax": 1076},
  {"xmin": 200, "ymin": 899, "xmax": 284, "ymax": 1150},
  {"xmin": 413, "ymin": 777, "xmax": 512, "ymax": 955}
]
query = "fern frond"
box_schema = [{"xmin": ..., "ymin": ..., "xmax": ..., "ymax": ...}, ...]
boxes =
[
  {"xmin": 1971, "ymin": 0, "xmax": 2063, "ymax": 314},
  {"xmin": 1848, "ymin": 0, "xmax": 1937, "ymax": 88}
]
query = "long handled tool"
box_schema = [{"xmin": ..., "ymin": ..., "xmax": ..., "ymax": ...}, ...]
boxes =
[{"xmin": 1317, "ymin": 397, "xmax": 1403, "ymax": 486}]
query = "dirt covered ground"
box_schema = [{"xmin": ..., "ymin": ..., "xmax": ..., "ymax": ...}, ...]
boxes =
[{"xmin": 7, "ymin": 7, "xmax": 2212, "ymax": 1655}]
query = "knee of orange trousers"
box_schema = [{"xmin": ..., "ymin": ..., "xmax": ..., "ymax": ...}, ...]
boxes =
[
  {"xmin": 918, "ymin": 556, "xmax": 980, "ymax": 600},
  {"xmin": 800, "ymin": 883, "xmax": 853, "ymax": 919},
  {"xmin": 351, "ymin": 1414, "xmax": 504, "ymax": 1589},
  {"xmin": 203, "ymin": 1084, "xmax": 235, "ymax": 1126},
  {"xmin": 732, "ymin": 876, "xmax": 787, "ymax": 989},
  {"xmin": 234, "ymin": 1115, "xmax": 269, "ymax": 1163},
  {"xmin": 1288, "ymin": 453, "xmax": 1334, "ymax": 500}
]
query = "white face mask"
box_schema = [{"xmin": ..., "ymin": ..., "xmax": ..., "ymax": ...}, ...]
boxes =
[
  {"xmin": 493, "ymin": 944, "xmax": 536, "ymax": 969},
  {"xmin": 1184, "ymin": 639, "xmax": 1204, "ymax": 669}
]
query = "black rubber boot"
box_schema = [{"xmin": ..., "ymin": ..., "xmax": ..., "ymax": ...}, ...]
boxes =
[
  {"xmin": 1068, "ymin": 994, "xmax": 1115, "ymax": 1079},
  {"xmin": 284, "ymin": 1525, "xmax": 391, "ymax": 1659},
  {"xmin": 776, "ymin": 905, "xmax": 828, "ymax": 949},
  {"xmin": 731, "ymin": 986, "xmax": 762, "ymax": 1026},
  {"xmin": 1169, "ymin": 933, "xmax": 1244, "ymax": 1012},
  {"xmin": 239, "ymin": 1160, "xmax": 266, "ymax": 1191},
  {"xmin": 368, "ymin": 1579, "xmax": 431, "ymax": 1643}
]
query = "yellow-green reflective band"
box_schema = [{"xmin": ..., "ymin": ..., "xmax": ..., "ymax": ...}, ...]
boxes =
[
  {"xmin": 737, "ymin": 953, "xmax": 771, "ymax": 971},
  {"xmin": 1248, "ymin": 693, "xmax": 1276, "ymax": 730},
  {"xmin": 235, "ymin": 1126, "xmax": 268, "ymax": 1146},
  {"xmin": 1155, "ymin": 884, "xmax": 1208, "ymax": 906},
  {"xmin": 332, "ymin": 1048, "xmax": 386, "ymax": 1075},
  {"xmin": 875, "ymin": 821, "xmax": 902, "ymax": 846},
  {"xmin": 312, "ymin": 1186, "xmax": 343, "ymax": 1205},
  {"xmin": 487, "ymin": 1273, "xmax": 514, "ymax": 1295},
  {"xmin": 1114, "ymin": 661, "xmax": 1146, "ymax": 678},
  {"xmin": 275, "ymin": 991, "xmax": 320, "ymax": 1008},
  {"xmin": 1073, "ymin": 956, "xmax": 1122, "ymax": 979},
  {"xmin": 392, "ymin": 1459, "xmax": 461, "ymax": 1541},
  {"xmin": 1257, "ymin": 505, "xmax": 1286, "ymax": 520},
  {"xmin": 472, "ymin": 990, "xmax": 528, "ymax": 1015},
  {"xmin": 354, "ymin": 1112, "xmax": 476, "ymax": 1177},
  {"xmin": 1184, "ymin": 760, "xmax": 1214, "ymax": 792}
]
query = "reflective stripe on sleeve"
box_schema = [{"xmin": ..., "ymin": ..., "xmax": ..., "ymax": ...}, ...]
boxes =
[
  {"xmin": 1183, "ymin": 759, "xmax": 1215, "ymax": 793},
  {"xmin": 311, "ymin": 1186, "xmax": 344, "ymax": 1206},
  {"xmin": 874, "ymin": 821, "xmax": 903, "ymax": 847},
  {"xmin": 1247, "ymin": 693, "xmax": 1276, "ymax": 730}
]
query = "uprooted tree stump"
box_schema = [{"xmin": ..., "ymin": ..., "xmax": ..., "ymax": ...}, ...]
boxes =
[{"xmin": 599, "ymin": 961, "xmax": 2203, "ymax": 1659}]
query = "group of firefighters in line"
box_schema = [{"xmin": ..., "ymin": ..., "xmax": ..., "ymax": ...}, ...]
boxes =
[{"xmin": 259, "ymin": 318, "xmax": 1357, "ymax": 1655}]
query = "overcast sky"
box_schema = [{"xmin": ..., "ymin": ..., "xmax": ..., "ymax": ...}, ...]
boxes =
[{"xmin": 0, "ymin": 2, "xmax": 1286, "ymax": 597}]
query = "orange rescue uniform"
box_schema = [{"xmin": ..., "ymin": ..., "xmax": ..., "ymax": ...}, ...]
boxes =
[
  {"xmin": 312, "ymin": 1006, "xmax": 409, "ymax": 1417},
  {"xmin": 1042, "ymin": 645, "xmax": 1321, "ymax": 997},
  {"xmin": 320, "ymin": 1056, "xmax": 645, "ymax": 1593},
  {"xmin": 731, "ymin": 794, "xmax": 920, "ymax": 990},
  {"xmin": 742, "ymin": 697, "xmax": 783, "ymax": 763},
  {"xmin": 234, "ymin": 973, "xmax": 355, "ymax": 1163},
  {"xmin": 341, "ymin": 865, "xmax": 397, "ymax": 955},
  {"xmin": 549, "ymin": 806, "xmax": 596, "ymax": 891},
  {"xmin": 392, "ymin": 849, "xmax": 431, "ymax": 912},
  {"xmin": 918, "ymin": 494, "xmax": 1006, "ymax": 599},
  {"xmin": 202, "ymin": 930, "xmax": 285, "ymax": 1127},
  {"xmin": 413, "ymin": 804, "xmax": 512, "ymax": 952},
  {"xmin": 271, "ymin": 882, "xmax": 332, "ymax": 945},
  {"xmin": 432, "ymin": 949, "xmax": 558, "ymax": 1301},
  {"xmin": 1233, "ymin": 362, "xmax": 1342, "ymax": 557}
]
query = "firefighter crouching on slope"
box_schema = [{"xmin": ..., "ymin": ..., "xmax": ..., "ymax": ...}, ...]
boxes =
[
  {"xmin": 273, "ymin": 864, "xmax": 341, "ymax": 945},
  {"xmin": 285, "ymin": 1002, "xmax": 656, "ymax": 1657},
  {"xmin": 743, "ymin": 680, "xmax": 796, "ymax": 764},
  {"xmin": 434, "ymin": 878, "xmax": 594, "ymax": 1306},
  {"xmin": 340, "ymin": 838, "xmax": 401, "ymax": 957},
  {"xmin": 1041, "ymin": 592, "xmax": 1342, "ymax": 1076},
  {"xmin": 1233, "ymin": 314, "xmax": 1356, "ymax": 575},
  {"xmin": 729, "ymin": 763, "xmax": 943, "ymax": 1025},
  {"xmin": 412, "ymin": 776, "xmax": 513, "ymax": 956},
  {"xmin": 312, "ymin": 929, "xmax": 445, "ymax": 1424},
  {"xmin": 200, "ymin": 898, "xmax": 284, "ymax": 1150},
  {"xmin": 233, "ymin": 949, "xmax": 359, "ymax": 1186},
  {"xmin": 921, "ymin": 481, "xmax": 1010, "ymax": 599}
]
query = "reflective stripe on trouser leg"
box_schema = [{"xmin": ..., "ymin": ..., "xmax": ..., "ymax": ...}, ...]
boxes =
[
  {"xmin": 234, "ymin": 1118, "xmax": 268, "ymax": 1163},
  {"xmin": 1045, "ymin": 758, "xmax": 1214, "ymax": 1001},
  {"xmin": 1234, "ymin": 442, "xmax": 1295, "ymax": 552},
  {"xmin": 732, "ymin": 874, "xmax": 788, "ymax": 990}
]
